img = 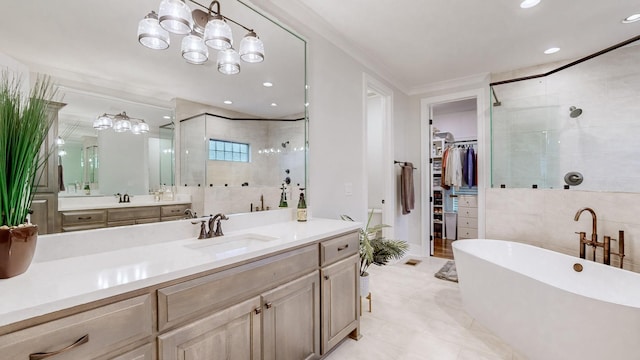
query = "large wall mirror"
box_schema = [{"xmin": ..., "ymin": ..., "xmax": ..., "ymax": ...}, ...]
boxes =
[{"xmin": 0, "ymin": 0, "xmax": 307, "ymax": 222}]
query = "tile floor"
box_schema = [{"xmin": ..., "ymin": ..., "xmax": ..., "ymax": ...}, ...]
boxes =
[{"xmin": 324, "ymin": 256, "xmax": 527, "ymax": 360}]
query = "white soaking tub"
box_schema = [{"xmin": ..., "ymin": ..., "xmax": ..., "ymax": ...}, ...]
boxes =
[{"xmin": 453, "ymin": 239, "xmax": 640, "ymax": 360}]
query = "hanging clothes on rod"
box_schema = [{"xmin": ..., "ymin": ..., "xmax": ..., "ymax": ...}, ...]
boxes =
[{"xmin": 440, "ymin": 141, "xmax": 477, "ymax": 190}]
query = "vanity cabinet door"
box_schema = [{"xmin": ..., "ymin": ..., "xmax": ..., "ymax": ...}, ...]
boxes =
[
  {"xmin": 321, "ymin": 254, "xmax": 359, "ymax": 354},
  {"xmin": 107, "ymin": 344, "xmax": 154, "ymax": 360},
  {"xmin": 158, "ymin": 296, "xmax": 261, "ymax": 360},
  {"xmin": 262, "ymin": 271, "xmax": 320, "ymax": 360}
]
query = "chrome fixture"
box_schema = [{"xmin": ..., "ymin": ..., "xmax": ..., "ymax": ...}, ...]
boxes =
[
  {"xmin": 184, "ymin": 208, "xmax": 197, "ymax": 218},
  {"xmin": 137, "ymin": 0, "xmax": 264, "ymax": 75},
  {"xmin": 93, "ymin": 112, "xmax": 150, "ymax": 134},
  {"xmin": 574, "ymin": 208, "xmax": 625, "ymax": 267},
  {"xmin": 569, "ymin": 106, "xmax": 583, "ymax": 118}
]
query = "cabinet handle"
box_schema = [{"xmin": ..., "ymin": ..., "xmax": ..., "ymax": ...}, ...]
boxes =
[
  {"xmin": 29, "ymin": 334, "xmax": 89, "ymax": 360},
  {"xmin": 254, "ymin": 308, "xmax": 262, "ymax": 315},
  {"xmin": 77, "ymin": 216, "xmax": 92, "ymax": 220},
  {"xmin": 171, "ymin": 209, "xmax": 180, "ymax": 213},
  {"xmin": 324, "ymin": 275, "xmax": 329, "ymax": 280},
  {"xmin": 337, "ymin": 244, "xmax": 349, "ymax": 251},
  {"xmin": 265, "ymin": 302, "xmax": 273, "ymax": 309}
]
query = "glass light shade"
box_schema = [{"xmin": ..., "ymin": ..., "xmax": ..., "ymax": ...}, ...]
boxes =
[
  {"xmin": 217, "ymin": 48, "xmax": 240, "ymax": 75},
  {"xmin": 113, "ymin": 118, "xmax": 132, "ymax": 132},
  {"xmin": 158, "ymin": 0, "xmax": 193, "ymax": 35},
  {"xmin": 93, "ymin": 114, "xmax": 113, "ymax": 130},
  {"xmin": 239, "ymin": 31, "xmax": 264, "ymax": 63},
  {"xmin": 181, "ymin": 33, "xmax": 208, "ymax": 64},
  {"xmin": 131, "ymin": 123, "xmax": 142, "ymax": 135},
  {"xmin": 138, "ymin": 11, "xmax": 170, "ymax": 50},
  {"xmin": 138, "ymin": 121, "xmax": 150, "ymax": 133},
  {"xmin": 204, "ymin": 16, "xmax": 233, "ymax": 50}
]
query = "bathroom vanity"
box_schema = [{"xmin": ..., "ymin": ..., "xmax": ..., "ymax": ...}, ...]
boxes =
[
  {"xmin": 0, "ymin": 211, "xmax": 360, "ymax": 360},
  {"xmin": 57, "ymin": 195, "xmax": 192, "ymax": 232}
]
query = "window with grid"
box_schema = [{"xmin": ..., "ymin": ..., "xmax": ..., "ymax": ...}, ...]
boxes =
[{"xmin": 208, "ymin": 139, "xmax": 249, "ymax": 162}]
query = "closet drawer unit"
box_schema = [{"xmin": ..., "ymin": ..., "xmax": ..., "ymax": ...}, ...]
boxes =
[
  {"xmin": 457, "ymin": 227, "xmax": 478, "ymax": 239},
  {"xmin": 108, "ymin": 206, "xmax": 161, "ymax": 222},
  {"xmin": 161, "ymin": 204, "xmax": 191, "ymax": 219},
  {"xmin": 458, "ymin": 206, "xmax": 478, "ymax": 219},
  {"xmin": 320, "ymin": 231, "xmax": 359, "ymax": 266},
  {"xmin": 0, "ymin": 295, "xmax": 152, "ymax": 360},
  {"xmin": 458, "ymin": 217, "xmax": 478, "ymax": 229},
  {"xmin": 157, "ymin": 244, "xmax": 318, "ymax": 331},
  {"xmin": 458, "ymin": 195, "xmax": 477, "ymax": 208}
]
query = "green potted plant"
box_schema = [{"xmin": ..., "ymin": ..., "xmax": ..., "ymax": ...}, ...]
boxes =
[
  {"xmin": 341, "ymin": 210, "xmax": 409, "ymax": 295},
  {"xmin": 0, "ymin": 73, "xmax": 57, "ymax": 278}
]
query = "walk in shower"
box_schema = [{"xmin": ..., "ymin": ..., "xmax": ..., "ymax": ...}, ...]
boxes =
[{"xmin": 490, "ymin": 36, "xmax": 640, "ymax": 192}]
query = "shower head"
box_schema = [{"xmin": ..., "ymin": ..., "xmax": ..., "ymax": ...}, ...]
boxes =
[{"xmin": 569, "ymin": 106, "xmax": 583, "ymax": 118}]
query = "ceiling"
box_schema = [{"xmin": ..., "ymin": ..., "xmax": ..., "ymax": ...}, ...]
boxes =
[
  {"xmin": 273, "ymin": 0, "xmax": 640, "ymax": 93},
  {"xmin": 0, "ymin": 0, "xmax": 637, "ymax": 124}
]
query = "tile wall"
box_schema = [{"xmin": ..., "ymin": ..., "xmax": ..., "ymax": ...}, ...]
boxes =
[{"xmin": 485, "ymin": 188, "xmax": 640, "ymax": 272}]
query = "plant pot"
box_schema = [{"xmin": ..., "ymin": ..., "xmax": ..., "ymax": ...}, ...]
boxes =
[
  {"xmin": 0, "ymin": 225, "xmax": 38, "ymax": 279},
  {"xmin": 360, "ymin": 272, "xmax": 370, "ymax": 296}
]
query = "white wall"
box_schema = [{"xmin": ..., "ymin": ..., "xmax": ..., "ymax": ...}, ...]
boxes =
[{"xmin": 433, "ymin": 110, "xmax": 477, "ymax": 141}]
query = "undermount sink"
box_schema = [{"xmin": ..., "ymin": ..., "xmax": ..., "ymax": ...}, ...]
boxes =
[{"xmin": 185, "ymin": 233, "xmax": 279, "ymax": 259}]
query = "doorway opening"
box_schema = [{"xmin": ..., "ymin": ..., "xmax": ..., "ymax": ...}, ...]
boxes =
[
  {"xmin": 364, "ymin": 75, "xmax": 394, "ymax": 240},
  {"xmin": 420, "ymin": 89, "xmax": 485, "ymax": 259}
]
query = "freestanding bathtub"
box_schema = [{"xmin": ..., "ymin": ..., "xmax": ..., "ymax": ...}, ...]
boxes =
[{"xmin": 452, "ymin": 239, "xmax": 640, "ymax": 360}]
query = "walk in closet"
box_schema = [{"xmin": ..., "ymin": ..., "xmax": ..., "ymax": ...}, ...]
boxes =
[{"xmin": 429, "ymin": 99, "xmax": 478, "ymax": 259}]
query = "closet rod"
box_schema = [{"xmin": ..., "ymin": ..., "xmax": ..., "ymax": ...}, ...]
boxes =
[{"xmin": 448, "ymin": 139, "xmax": 477, "ymax": 144}]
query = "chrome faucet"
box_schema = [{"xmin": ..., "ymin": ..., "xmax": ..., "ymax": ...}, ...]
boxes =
[
  {"xmin": 211, "ymin": 213, "xmax": 229, "ymax": 237},
  {"xmin": 192, "ymin": 218, "xmax": 208, "ymax": 239}
]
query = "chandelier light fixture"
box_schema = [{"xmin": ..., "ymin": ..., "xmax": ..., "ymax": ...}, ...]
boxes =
[
  {"xmin": 137, "ymin": 0, "xmax": 265, "ymax": 75},
  {"xmin": 93, "ymin": 112, "xmax": 150, "ymax": 135}
]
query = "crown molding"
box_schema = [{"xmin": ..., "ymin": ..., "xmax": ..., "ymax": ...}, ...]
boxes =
[{"xmin": 408, "ymin": 73, "xmax": 490, "ymax": 96}]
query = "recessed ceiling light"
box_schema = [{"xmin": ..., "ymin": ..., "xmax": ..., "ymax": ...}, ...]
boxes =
[
  {"xmin": 622, "ymin": 13, "xmax": 640, "ymax": 23},
  {"xmin": 223, "ymin": 100, "xmax": 233, "ymax": 105},
  {"xmin": 163, "ymin": 115, "xmax": 171, "ymax": 119},
  {"xmin": 263, "ymin": 82, "xmax": 273, "ymax": 87},
  {"xmin": 520, "ymin": 0, "xmax": 540, "ymax": 9},
  {"xmin": 544, "ymin": 47, "xmax": 560, "ymax": 54},
  {"xmin": 270, "ymin": 102, "xmax": 278, "ymax": 107}
]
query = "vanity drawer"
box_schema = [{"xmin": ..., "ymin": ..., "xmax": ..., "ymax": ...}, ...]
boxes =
[
  {"xmin": 61, "ymin": 210, "xmax": 107, "ymax": 225},
  {"xmin": 157, "ymin": 244, "xmax": 318, "ymax": 331},
  {"xmin": 0, "ymin": 295, "xmax": 152, "ymax": 360},
  {"xmin": 161, "ymin": 204, "xmax": 190, "ymax": 218},
  {"xmin": 108, "ymin": 207, "xmax": 160, "ymax": 222},
  {"xmin": 320, "ymin": 231, "xmax": 359, "ymax": 266}
]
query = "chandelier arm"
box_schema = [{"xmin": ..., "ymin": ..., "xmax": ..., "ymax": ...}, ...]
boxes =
[{"xmin": 188, "ymin": 0, "xmax": 254, "ymax": 32}]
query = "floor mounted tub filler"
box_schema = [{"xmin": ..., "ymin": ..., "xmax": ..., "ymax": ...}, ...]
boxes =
[{"xmin": 452, "ymin": 239, "xmax": 640, "ymax": 360}]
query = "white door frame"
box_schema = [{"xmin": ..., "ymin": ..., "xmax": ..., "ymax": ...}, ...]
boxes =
[
  {"xmin": 420, "ymin": 88, "xmax": 486, "ymax": 256},
  {"xmin": 363, "ymin": 74, "xmax": 394, "ymax": 238}
]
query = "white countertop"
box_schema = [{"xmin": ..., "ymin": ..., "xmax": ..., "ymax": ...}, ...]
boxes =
[
  {"xmin": 0, "ymin": 212, "xmax": 360, "ymax": 329},
  {"xmin": 58, "ymin": 194, "xmax": 192, "ymax": 211}
]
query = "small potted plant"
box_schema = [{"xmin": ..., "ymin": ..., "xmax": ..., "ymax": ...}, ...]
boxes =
[
  {"xmin": 0, "ymin": 73, "xmax": 57, "ymax": 278},
  {"xmin": 341, "ymin": 211, "xmax": 409, "ymax": 296}
]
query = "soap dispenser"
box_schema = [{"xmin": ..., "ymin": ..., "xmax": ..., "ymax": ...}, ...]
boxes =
[
  {"xmin": 279, "ymin": 183, "xmax": 288, "ymax": 208},
  {"xmin": 297, "ymin": 188, "xmax": 307, "ymax": 222}
]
